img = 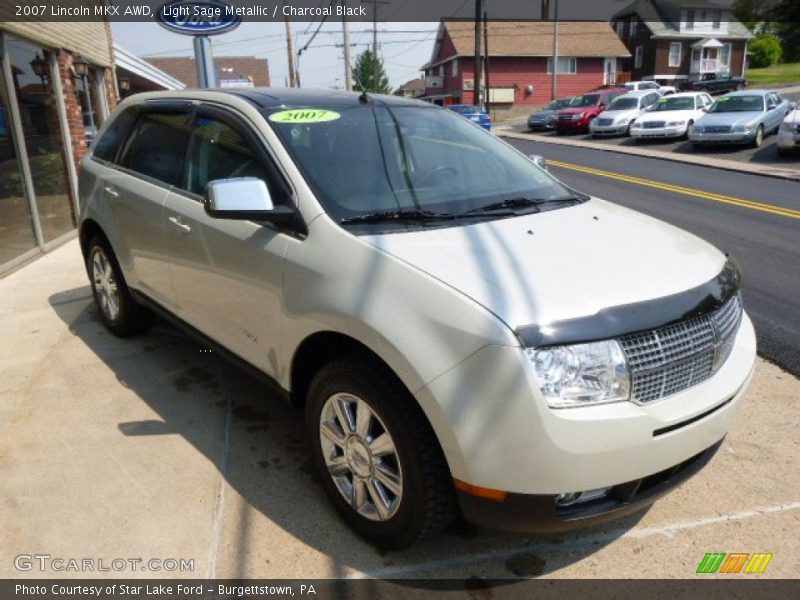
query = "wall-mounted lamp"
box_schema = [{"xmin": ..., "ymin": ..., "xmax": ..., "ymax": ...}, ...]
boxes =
[
  {"xmin": 118, "ymin": 77, "xmax": 131, "ymax": 93},
  {"xmin": 72, "ymin": 54, "xmax": 89, "ymax": 79}
]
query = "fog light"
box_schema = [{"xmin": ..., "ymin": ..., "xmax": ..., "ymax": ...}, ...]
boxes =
[{"xmin": 555, "ymin": 487, "xmax": 612, "ymax": 507}]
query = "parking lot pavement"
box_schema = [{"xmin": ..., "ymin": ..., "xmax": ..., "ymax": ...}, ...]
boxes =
[
  {"xmin": 2, "ymin": 239, "xmax": 799, "ymax": 580},
  {"xmin": 497, "ymin": 90, "xmax": 800, "ymax": 179}
]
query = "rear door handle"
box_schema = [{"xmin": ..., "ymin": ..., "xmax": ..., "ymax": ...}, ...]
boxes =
[
  {"xmin": 103, "ymin": 185, "xmax": 119, "ymax": 198},
  {"xmin": 168, "ymin": 216, "xmax": 192, "ymax": 235}
]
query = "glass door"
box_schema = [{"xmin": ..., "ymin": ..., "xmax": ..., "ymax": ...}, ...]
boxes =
[
  {"xmin": 0, "ymin": 39, "xmax": 38, "ymax": 269},
  {"xmin": 5, "ymin": 36, "xmax": 75, "ymax": 243}
]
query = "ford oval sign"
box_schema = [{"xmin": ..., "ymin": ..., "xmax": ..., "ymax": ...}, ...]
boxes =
[{"xmin": 158, "ymin": 1, "xmax": 241, "ymax": 36}]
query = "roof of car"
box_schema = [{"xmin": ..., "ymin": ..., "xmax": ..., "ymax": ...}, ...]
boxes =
[
  {"xmin": 129, "ymin": 87, "xmax": 432, "ymax": 110},
  {"xmin": 722, "ymin": 90, "xmax": 770, "ymax": 97},
  {"xmin": 616, "ymin": 90, "xmax": 658, "ymax": 97}
]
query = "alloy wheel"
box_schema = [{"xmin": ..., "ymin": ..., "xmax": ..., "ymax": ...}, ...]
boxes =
[
  {"xmin": 319, "ymin": 392, "xmax": 403, "ymax": 521},
  {"xmin": 91, "ymin": 247, "xmax": 120, "ymax": 321}
]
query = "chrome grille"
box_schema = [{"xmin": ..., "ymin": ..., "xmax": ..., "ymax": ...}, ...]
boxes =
[
  {"xmin": 595, "ymin": 118, "xmax": 613, "ymax": 126},
  {"xmin": 707, "ymin": 125, "xmax": 731, "ymax": 133},
  {"xmin": 644, "ymin": 121, "xmax": 665, "ymax": 129},
  {"xmin": 620, "ymin": 293, "xmax": 743, "ymax": 403}
]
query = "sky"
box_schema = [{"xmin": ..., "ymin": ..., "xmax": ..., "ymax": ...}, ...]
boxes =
[{"xmin": 111, "ymin": 21, "xmax": 438, "ymax": 90}]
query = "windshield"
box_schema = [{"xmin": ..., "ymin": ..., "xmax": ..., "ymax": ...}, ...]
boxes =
[
  {"xmin": 568, "ymin": 94, "xmax": 601, "ymax": 108},
  {"xmin": 651, "ymin": 96, "xmax": 695, "ymax": 111},
  {"xmin": 608, "ymin": 97, "xmax": 639, "ymax": 110},
  {"xmin": 265, "ymin": 102, "xmax": 574, "ymax": 226},
  {"xmin": 709, "ymin": 95, "xmax": 764, "ymax": 113},
  {"xmin": 450, "ymin": 105, "xmax": 481, "ymax": 114},
  {"xmin": 548, "ymin": 99, "xmax": 571, "ymax": 110}
]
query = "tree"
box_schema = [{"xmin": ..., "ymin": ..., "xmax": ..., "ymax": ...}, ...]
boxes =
[
  {"xmin": 352, "ymin": 49, "xmax": 391, "ymax": 94},
  {"xmin": 749, "ymin": 33, "xmax": 783, "ymax": 68}
]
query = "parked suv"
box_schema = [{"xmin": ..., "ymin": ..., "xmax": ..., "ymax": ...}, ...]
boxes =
[
  {"xmin": 79, "ymin": 89, "xmax": 756, "ymax": 549},
  {"xmin": 554, "ymin": 89, "xmax": 624, "ymax": 133}
]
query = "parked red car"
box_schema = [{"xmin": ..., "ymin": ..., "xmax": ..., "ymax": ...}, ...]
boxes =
[{"xmin": 554, "ymin": 88, "xmax": 625, "ymax": 134}]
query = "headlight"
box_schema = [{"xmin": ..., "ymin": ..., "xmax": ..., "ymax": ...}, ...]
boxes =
[
  {"xmin": 666, "ymin": 120, "xmax": 686, "ymax": 127},
  {"xmin": 631, "ymin": 121, "xmax": 643, "ymax": 129},
  {"xmin": 526, "ymin": 341, "xmax": 630, "ymax": 408},
  {"xmin": 733, "ymin": 123, "xmax": 756, "ymax": 133},
  {"xmin": 689, "ymin": 125, "xmax": 701, "ymax": 133},
  {"xmin": 780, "ymin": 122, "xmax": 793, "ymax": 132},
  {"xmin": 572, "ymin": 113, "xmax": 584, "ymax": 121}
]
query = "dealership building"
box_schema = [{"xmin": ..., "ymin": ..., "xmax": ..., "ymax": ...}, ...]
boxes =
[{"xmin": 0, "ymin": 18, "xmax": 119, "ymax": 274}]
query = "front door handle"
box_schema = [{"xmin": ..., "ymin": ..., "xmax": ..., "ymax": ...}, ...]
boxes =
[
  {"xmin": 168, "ymin": 216, "xmax": 192, "ymax": 235},
  {"xmin": 103, "ymin": 185, "xmax": 119, "ymax": 199}
]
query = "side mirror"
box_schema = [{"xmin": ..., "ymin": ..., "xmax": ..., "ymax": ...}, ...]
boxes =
[
  {"xmin": 529, "ymin": 154, "xmax": 548, "ymax": 171},
  {"xmin": 204, "ymin": 177, "xmax": 294, "ymax": 224}
]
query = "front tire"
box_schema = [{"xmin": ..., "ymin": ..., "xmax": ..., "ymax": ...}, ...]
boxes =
[
  {"xmin": 86, "ymin": 235, "xmax": 151, "ymax": 337},
  {"xmin": 306, "ymin": 354, "xmax": 456, "ymax": 549},
  {"xmin": 752, "ymin": 125, "xmax": 764, "ymax": 148}
]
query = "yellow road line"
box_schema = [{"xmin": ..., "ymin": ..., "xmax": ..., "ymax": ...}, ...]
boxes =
[{"xmin": 548, "ymin": 159, "xmax": 800, "ymax": 221}]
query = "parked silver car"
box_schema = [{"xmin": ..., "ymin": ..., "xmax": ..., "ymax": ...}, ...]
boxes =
[
  {"xmin": 590, "ymin": 90, "xmax": 661, "ymax": 137},
  {"xmin": 689, "ymin": 90, "xmax": 793, "ymax": 148}
]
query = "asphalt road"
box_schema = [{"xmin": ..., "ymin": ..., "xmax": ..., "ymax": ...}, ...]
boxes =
[{"xmin": 503, "ymin": 137, "xmax": 800, "ymax": 377}]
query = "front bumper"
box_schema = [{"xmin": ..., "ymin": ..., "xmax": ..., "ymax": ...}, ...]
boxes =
[
  {"xmin": 415, "ymin": 312, "xmax": 755, "ymax": 504},
  {"xmin": 458, "ymin": 438, "xmax": 723, "ymax": 533},
  {"xmin": 777, "ymin": 130, "xmax": 800, "ymax": 149},
  {"xmin": 631, "ymin": 125, "xmax": 687, "ymax": 138},
  {"xmin": 528, "ymin": 120, "xmax": 554, "ymax": 131},
  {"xmin": 689, "ymin": 130, "xmax": 757, "ymax": 144},
  {"xmin": 555, "ymin": 119, "xmax": 589, "ymax": 132},
  {"xmin": 590, "ymin": 123, "xmax": 629, "ymax": 136}
]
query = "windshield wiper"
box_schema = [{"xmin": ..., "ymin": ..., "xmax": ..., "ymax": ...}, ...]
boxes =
[
  {"xmin": 462, "ymin": 196, "xmax": 584, "ymax": 215},
  {"xmin": 340, "ymin": 208, "xmax": 457, "ymax": 224}
]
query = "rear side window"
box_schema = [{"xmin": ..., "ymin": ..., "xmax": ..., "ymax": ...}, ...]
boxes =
[
  {"xmin": 119, "ymin": 112, "xmax": 191, "ymax": 187},
  {"xmin": 185, "ymin": 115, "xmax": 280, "ymax": 199},
  {"xmin": 93, "ymin": 108, "xmax": 136, "ymax": 163}
]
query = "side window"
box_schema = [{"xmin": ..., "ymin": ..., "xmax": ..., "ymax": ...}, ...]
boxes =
[
  {"xmin": 185, "ymin": 114, "xmax": 278, "ymax": 199},
  {"xmin": 118, "ymin": 111, "xmax": 191, "ymax": 186},
  {"xmin": 93, "ymin": 107, "xmax": 137, "ymax": 163}
]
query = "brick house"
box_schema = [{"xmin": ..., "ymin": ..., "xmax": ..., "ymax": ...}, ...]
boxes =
[
  {"xmin": 393, "ymin": 78, "xmax": 426, "ymax": 99},
  {"xmin": 611, "ymin": 0, "xmax": 753, "ymax": 86},
  {"xmin": 148, "ymin": 56, "xmax": 270, "ymax": 88},
  {"xmin": 420, "ymin": 20, "xmax": 630, "ymax": 107}
]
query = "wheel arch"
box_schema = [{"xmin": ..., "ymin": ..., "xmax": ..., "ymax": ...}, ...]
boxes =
[{"xmin": 79, "ymin": 219, "xmax": 107, "ymax": 260}]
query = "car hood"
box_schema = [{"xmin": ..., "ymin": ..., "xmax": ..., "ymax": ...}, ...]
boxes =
[
  {"xmin": 638, "ymin": 109, "xmax": 696, "ymax": 122},
  {"xmin": 598, "ymin": 108, "xmax": 639, "ymax": 120},
  {"xmin": 698, "ymin": 111, "xmax": 763, "ymax": 127},
  {"xmin": 558, "ymin": 107, "xmax": 598, "ymax": 115},
  {"xmin": 360, "ymin": 199, "xmax": 725, "ymax": 331},
  {"xmin": 783, "ymin": 109, "xmax": 800, "ymax": 125}
]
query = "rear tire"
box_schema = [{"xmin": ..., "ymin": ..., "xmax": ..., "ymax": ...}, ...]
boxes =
[
  {"xmin": 306, "ymin": 354, "xmax": 456, "ymax": 549},
  {"xmin": 86, "ymin": 235, "xmax": 152, "ymax": 337}
]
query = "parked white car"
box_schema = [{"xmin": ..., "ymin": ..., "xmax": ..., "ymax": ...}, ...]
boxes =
[
  {"xmin": 624, "ymin": 81, "xmax": 677, "ymax": 96},
  {"xmin": 590, "ymin": 90, "xmax": 662, "ymax": 136},
  {"xmin": 777, "ymin": 107, "xmax": 800, "ymax": 156},
  {"xmin": 78, "ymin": 89, "xmax": 756, "ymax": 549},
  {"xmin": 631, "ymin": 92, "xmax": 714, "ymax": 140}
]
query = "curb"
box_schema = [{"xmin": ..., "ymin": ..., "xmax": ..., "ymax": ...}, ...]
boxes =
[{"xmin": 497, "ymin": 129, "xmax": 800, "ymax": 181}]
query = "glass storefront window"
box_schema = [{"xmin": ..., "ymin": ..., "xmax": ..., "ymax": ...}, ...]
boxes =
[
  {"xmin": 6, "ymin": 36, "xmax": 74, "ymax": 243},
  {"xmin": 76, "ymin": 67, "xmax": 103, "ymax": 143},
  {"xmin": 0, "ymin": 69, "xmax": 38, "ymax": 266}
]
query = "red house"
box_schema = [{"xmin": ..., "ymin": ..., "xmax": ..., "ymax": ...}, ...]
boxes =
[{"xmin": 421, "ymin": 20, "xmax": 630, "ymax": 107}]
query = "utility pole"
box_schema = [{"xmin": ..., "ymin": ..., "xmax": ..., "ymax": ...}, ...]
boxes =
[
  {"xmin": 342, "ymin": 1, "xmax": 352, "ymax": 90},
  {"xmin": 473, "ymin": 0, "xmax": 483, "ymax": 107},
  {"xmin": 358, "ymin": 0, "xmax": 388, "ymax": 91},
  {"xmin": 551, "ymin": 0, "xmax": 559, "ymax": 101},
  {"xmin": 284, "ymin": 7, "xmax": 296, "ymax": 87},
  {"xmin": 483, "ymin": 10, "xmax": 490, "ymax": 113}
]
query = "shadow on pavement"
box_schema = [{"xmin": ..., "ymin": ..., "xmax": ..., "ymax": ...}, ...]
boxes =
[{"xmin": 48, "ymin": 286, "xmax": 645, "ymax": 584}]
